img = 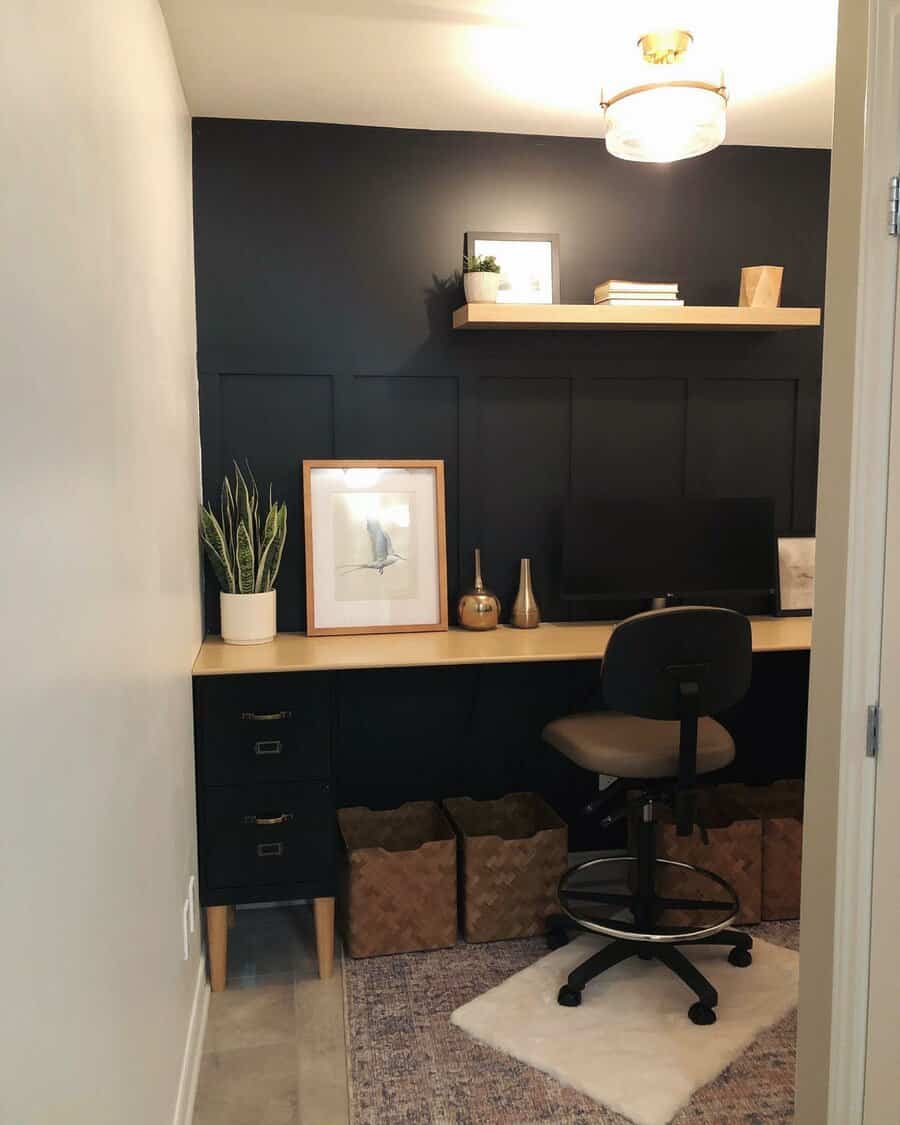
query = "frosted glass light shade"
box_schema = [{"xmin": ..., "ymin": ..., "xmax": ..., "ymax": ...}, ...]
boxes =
[{"xmin": 604, "ymin": 84, "xmax": 727, "ymax": 163}]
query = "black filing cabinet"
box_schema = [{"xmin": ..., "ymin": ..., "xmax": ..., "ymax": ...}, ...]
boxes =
[{"xmin": 193, "ymin": 673, "xmax": 337, "ymax": 908}]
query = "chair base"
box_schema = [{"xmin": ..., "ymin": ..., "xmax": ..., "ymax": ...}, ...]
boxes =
[
  {"xmin": 548, "ymin": 923, "xmax": 754, "ymax": 1025},
  {"xmin": 550, "ymin": 797, "xmax": 753, "ymax": 1022}
]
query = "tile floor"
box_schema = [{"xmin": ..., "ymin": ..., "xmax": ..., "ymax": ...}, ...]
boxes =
[{"xmin": 193, "ymin": 905, "xmax": 350, "ymax": 1125}]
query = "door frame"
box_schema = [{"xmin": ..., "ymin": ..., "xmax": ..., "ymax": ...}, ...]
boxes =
[{"xmin": 798, "ymin": 0, "xmax": 900, "ymax": 1120}]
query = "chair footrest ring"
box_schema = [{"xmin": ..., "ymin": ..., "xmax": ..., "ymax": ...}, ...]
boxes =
[{"xmin": 558, "ymin": 855, "xmax": 739, "ymax": 943}]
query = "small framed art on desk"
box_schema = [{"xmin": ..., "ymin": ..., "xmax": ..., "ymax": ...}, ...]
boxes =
[
  {"xmin": 776, "ymin": 536, "xmax": 815, "ymax": 617},
  {"xmin": 302, "ymin": 460, "xmax": 448, "ymax": 636}
]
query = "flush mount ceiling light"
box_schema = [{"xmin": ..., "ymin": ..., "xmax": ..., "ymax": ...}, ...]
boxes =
[{"xmin": 601, "ymin": 30, "xmax": 728, "ymax": 163}]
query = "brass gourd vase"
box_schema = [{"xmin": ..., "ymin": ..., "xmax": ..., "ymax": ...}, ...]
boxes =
[
  {"xmin": 510, "ymin": 557, "xmax": 541, "ymax": 629},
  {"xmin": 457, "ymin": 548, "xmax": 501, "ymax": 630}
]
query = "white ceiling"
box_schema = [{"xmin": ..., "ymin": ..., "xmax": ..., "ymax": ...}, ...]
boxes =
[{"xmin": 161, "ymin": 0, "xmax": 838, "ymax": 148}]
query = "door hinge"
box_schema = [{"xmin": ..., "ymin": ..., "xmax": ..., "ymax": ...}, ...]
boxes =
[
  {"xmin": 866, "ymin": 703, "xmax": 880, "ymax": 758},
  {"xmin": 890, "ymin": 176, "xmax": 900, "ymax": 236}
]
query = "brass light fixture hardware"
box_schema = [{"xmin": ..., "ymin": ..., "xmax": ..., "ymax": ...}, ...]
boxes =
[
  {"xmin": 639, "ymin": 29, "xmax": 693, "ymax": 65},
  {"xmin": 600, "ymin": 30, "xmax": 728, "ymax": 163}
]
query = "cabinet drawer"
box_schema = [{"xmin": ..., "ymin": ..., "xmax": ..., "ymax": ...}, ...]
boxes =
[
  {"xmin": 203, "ymin": 782, "xmax": 335, "ymax": 891},
  {"xmin": 197, "ymin": 673, "xmax": 331, "ymax": 784}
]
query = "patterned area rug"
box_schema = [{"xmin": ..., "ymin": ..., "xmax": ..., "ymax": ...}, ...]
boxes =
[{"xmin": 344, "ymin": 921, "xmax": 798, "ymax": 1125}]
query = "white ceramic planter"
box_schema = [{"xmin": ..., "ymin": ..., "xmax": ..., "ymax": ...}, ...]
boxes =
[
  {"xmin": 464, "ymin": 271, "xmax": 500, "ymax": 303},
  {"xmin": 220, "ymin": 590, "xmax": 277, "ymax": 645}
]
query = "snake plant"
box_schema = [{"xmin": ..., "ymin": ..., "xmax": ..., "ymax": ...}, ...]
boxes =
[{"xmin": 200, "ymin": 463, "xmax": 287, "ymax": 594}]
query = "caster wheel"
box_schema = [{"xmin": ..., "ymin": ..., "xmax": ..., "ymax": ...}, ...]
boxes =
[
  {"xmin": 558, "ymin": 985, "xmax": 582, "ymax": 1008},
  {"xmin": 688, "ymin": 1002, "xmax": 717, "ymax": 1026},
  {"xmin": 728, "ymin": 948, "xmax": 752, "ymax": 968},
  {"xmin": 547, "ymin": 929, "xmax": 570, "ymax": 951}
]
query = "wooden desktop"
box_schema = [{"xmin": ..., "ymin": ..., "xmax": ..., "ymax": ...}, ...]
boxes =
[{"xmin": 193, "ymin": 617, "xmax": 812, "ymax": 677}]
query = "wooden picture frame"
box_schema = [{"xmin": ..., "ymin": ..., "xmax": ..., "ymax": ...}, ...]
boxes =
[
  {"xmin": 465, "ymin": 231, "xmax": 561, "ymax": 304},
  {"xmin": 303, "ymin": 459, "xmax": 448, "ymax": 636},
  {"xmin": 776, "ymin": 536, "xmax": 815, "ymax": 617}
]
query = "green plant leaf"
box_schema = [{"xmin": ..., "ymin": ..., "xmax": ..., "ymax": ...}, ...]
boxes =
[
  {"xmin": 258, "ymin": 503, "xmax": 287, "ymax": 592},
  {"xmin": 245, "ymin": 460, "xmax": 261, "ymax": 556},
  {"xmin": 254, "ymin": 501, "xmax": 279, "ymax": 592},
  {"xmin": 221, "ymin": 476, "xmax": 235, "ymax": 559},
  {"xmin": 233, "ymin": 462, "xmax": 254, "ymax": 545},
  {"xmin": 200, "ymin": 506, "xmax": 235, "ymax": 593},
  {"xmin": 236, "ymin": 520, "xmax": 255, "ymax": 594},
  {"xmin": 263, "ymin": 499, "xmax": 278, "ymax": 544}
]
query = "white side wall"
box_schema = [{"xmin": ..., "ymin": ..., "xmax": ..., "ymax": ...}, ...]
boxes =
[{"xmin": 0, "ymin": 4, "xmax": 203, "ymax": 1123}]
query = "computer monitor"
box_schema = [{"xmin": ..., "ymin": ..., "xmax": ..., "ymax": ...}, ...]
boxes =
[{"xmin": 561, "ymin": 497, "xmax": 777, "ymax": 604}]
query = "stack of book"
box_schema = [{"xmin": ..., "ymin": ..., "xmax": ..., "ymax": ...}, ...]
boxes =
[{"xmin": 593, "ymin": 280, "xmax": 683, "ymax": 307}]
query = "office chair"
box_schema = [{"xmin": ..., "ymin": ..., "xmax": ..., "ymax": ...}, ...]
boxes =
[{"xmin": 542, "ymin": 606, "xmax": 754, "ymax": 1026}]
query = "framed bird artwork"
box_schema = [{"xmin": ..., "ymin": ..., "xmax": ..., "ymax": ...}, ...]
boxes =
[{"xmin": 302, "ymin": 459, "xmax": 449, "ymax": 636}]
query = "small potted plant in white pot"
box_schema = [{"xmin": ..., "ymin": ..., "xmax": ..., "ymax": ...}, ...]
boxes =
[
  {"xmin": 200, "ymin": 463, "xmax": 287, "ymax": 645},
  {"xmin": 463, "ymin": 253, "xmax": 501, "ymax": 303}
]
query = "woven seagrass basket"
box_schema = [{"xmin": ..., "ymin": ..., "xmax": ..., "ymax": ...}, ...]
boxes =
[
  {"xmin": 338, "ymin": 801, "xmax": 457, "ymax": 958},
  {"xmin": 443, "ymin": 793, "xmax": 568, "ymax": 943},
  {"xmin": 721, "ymin": 781, "xmax": 803, "ymax": 921}
]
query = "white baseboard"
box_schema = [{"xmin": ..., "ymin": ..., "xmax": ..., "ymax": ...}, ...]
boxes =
[{"xmin": 172, "ymin": 957, "xmax": 210, "ymax": 1125}]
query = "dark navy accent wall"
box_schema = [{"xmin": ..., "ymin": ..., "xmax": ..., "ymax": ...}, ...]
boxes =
[{"xmin": 193, "ymin": 118, "xmax": 825, "ymax": 830}]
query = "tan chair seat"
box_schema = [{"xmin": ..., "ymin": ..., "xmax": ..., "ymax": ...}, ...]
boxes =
[{"xmin": 542, "ymin": 712, "xmax": 735, "ymax": 779}]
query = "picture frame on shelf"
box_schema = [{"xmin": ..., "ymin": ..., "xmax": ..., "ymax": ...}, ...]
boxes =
[
  {"xmin": 776, "ymin": 536, "xmax": 815, "ymax": 617},
  {"xmin": 464, "ymin": 231, "xmax": 560, "ymax": 304},
  {"xmin": 302, "ymin": 459, "xmax": 448, "ymax": 636}
]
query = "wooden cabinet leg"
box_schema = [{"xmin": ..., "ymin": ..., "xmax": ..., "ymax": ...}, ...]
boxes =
[
  {"xmin": 207, "ymin": 906, "xmax": 229, "ymax": 992},
  {"xmin": 313, "ymin": 897, "xmax": 335, "ymax": 980}
]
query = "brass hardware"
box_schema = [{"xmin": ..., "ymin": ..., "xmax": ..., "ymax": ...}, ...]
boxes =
[
  {"xmin": 257, "ymin": 842, "xmax": 284, "ymax": 857},
  {"xmin": 457, "ymin": 547, "xmax": 501, "ymax": 630},
  {"xmin": 243, "ymin": 813, "xmax": 294, "ymax": 826},
  {"xmin": 598, "ymin": 29, "xmax": 727, "ymax": 115},
  {"xmin": 639, "ymin": 29, "xmax": 693, "ymax": 65},
  {"xmin": 254, "ymin": 739, "xmax": 283, "ymax": 756},
  {"xmin": 510, "ymin": 558, "xmax": 541, "ymax": 629},
  {"xmin": 241, "ymin": 710, "xmax": 292, "ymax": 721},
  {"xmin": 600, "ymin": 79, "xmax": 728, "ymax": 111}
]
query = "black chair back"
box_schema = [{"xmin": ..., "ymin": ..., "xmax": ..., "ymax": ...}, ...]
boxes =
[
  {"xmin": 602, "ymin": 607, "xmax": 752, "ymax": 835},
  {"xmin": 602, "ymin": 606, "xmax": 752, "ymax": 720}
]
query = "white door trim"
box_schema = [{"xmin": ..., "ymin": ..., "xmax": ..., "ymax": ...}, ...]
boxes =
[{"xmin": 818, "ymin": 0, "xmax": 900, "ymax": 1119}]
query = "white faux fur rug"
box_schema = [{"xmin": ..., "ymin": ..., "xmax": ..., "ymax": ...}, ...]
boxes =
[{"xmin": 451, "ymin": 934, "xmax": 799, "ymax": 1125}]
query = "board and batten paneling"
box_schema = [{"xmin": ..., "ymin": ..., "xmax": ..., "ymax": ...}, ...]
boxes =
[
  {"xmin": 193, "ymin": 120, "xmax": 821, "ymax": 828},
  {"xmin": 194, "ymin": 119, "xmax": 826, "ymax": 635}
]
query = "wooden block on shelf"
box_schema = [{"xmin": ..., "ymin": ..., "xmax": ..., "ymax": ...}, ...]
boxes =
[{"xmin": 739, "ymin": 265, "xmax": 784, "ymax": 308}]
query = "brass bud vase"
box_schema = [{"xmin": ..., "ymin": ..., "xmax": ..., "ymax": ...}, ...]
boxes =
[
  {"xmin": 510, "ymin": 557, "xmax": 540, "ymax": 629},
  {"xmin": 457, "ymin": 548, "xmax": 501, "ymax": 630}
]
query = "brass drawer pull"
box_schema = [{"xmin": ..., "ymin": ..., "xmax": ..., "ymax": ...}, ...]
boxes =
[
  {"xmin": 257, "ymin": 842, "xmax": 284, "ymax": 857},
  {"xmin": 254, "ymin": 739, "xmax": 283, "ymax": 756},
  {"xmin": 243, "ymin": 813, "xmax": 294, "ymax": 826},
  {"xmin": 241, "ymin": 710, "xmax": 292, "ymax": 722}
]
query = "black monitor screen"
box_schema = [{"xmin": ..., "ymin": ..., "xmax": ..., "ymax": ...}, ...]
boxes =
[{"xmin": 561, "ymin": 497, "xmax": 776, "ymax": 601}]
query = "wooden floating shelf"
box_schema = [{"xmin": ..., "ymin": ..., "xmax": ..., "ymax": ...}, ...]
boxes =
[{"xmin": 452, "ymin": 303, "xmax": 822, "ymax": 332}]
